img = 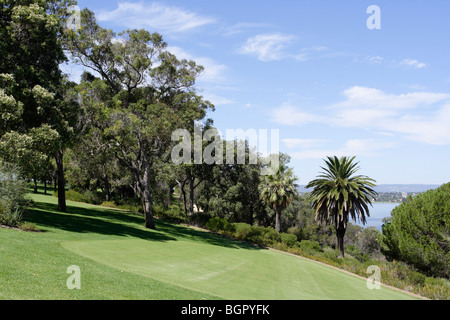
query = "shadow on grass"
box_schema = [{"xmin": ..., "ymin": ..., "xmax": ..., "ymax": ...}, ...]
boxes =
[
  {"xmin": 26, "ymin": 202, "xmax": 175, "ymax": 242},
  {"xmin": 156, "ymin": 220, "xmax": 264, "ymax": 251},
  {"xmin": 25, "ymin": 200, "xmax": 265, "ymax": 250}
]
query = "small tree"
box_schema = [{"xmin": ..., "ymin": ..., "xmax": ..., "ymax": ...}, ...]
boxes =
[
  {"xmin": 306, "ymin": 156, "xmax": 377, "ymax": 257},
  {"xmin": 0, "ymin": 162, "xmax": 28, "ymax": 227},
  {"xmin": 259, "ymin": 162, "xmax": 299, "ymax": 233}
]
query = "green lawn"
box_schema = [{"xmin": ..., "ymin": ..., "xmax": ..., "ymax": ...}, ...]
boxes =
[{"xmin": 0, "ymin": 193, "xmax": 420, "ymax": 300}]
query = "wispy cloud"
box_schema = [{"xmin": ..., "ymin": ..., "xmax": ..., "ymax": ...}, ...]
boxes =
[
  {"xmin": 272, "ymin": 103, "xmax": 321, "ymax": 126},
  {"xmin": 282, "ymin": 138, "xmax": 327, "ymax": 149},
  {"xmin": 272, "ymin": 86, "xmax": 450, "ymax": 146},
  {"xmin": 399, "ymin": 58, "xmax": 427, "ymax": 69},
  {"xmin": 290, "ymin": 139, "xmax": 396, "ymax": 160},
  {"xmin": 294, "ymin": 46, "xmax": 329, "ymax": 61},
  {"xmin": 364, "ymin": 55, "xmax": 384, "ymax": 64},
  {"xmin": 239, "ymin": 33, "xmax": 296, "ymax": 62},
  {"xmin": 97, "ymin": 2, "xmax": 216, "ymax": 34},
  {"xmin": 222, "ymin": 22, "xmax": 273, "ymax": 36},
  {"xmin": 167, "ymin": 46, "xmax": 227, "ymax": 83}
]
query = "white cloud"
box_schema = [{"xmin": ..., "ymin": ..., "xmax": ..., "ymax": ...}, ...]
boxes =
[
  {"xmin": 222, "ymin": 22, "xmax": 273, "ymax": 36},
  {"xmin": 365, "ymin": 55, "xmax": 384, "ymax": 64},
  {"xmin": 294, "ymin": 46, "xmax": 329, "ymax": 61},
  {"xmin": 97, "ymin": 2, "xmax": 216, "ymax": 34},
  {"xmin": 239, "ymin": 33, "xmax": 296, "ymax": 62},
  {"xmin": 167, "ymin": 46, "xmax": 227, "ymax": 83},
  {"xmin": 201, "ymin": 92, "xmax": 234, "ymax": 106},
  {"xmin": 272, "ymin": 103, "xmax": 321, "ymax": 126},
  {"xmin": 272, "ymin": 86, "xmax": 450, "ymax": 146},
  {"xmin": 399, "ymin": 58, "xmax": 427, "ymax": 69},
  {"xmin": 290, "ymin": 139, "xmax": 396, "ymax": 160},
  {"xmin": 282, "ymin": 138, "xmax": 327, "ymax": 149}
]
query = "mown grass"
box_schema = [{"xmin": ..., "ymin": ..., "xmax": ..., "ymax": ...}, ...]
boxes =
[{"xmin": 0, "ymin": 193, "xmax": 421, "ymax": 300}]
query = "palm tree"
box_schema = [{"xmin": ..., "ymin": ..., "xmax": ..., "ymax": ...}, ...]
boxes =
[
  {"xmin": 259, "ymin": 163, "xmax": 299, "ymax": 232},
  {"xmin": 306, "ymin": 156, "xmax": 378, "ymax": 257}
]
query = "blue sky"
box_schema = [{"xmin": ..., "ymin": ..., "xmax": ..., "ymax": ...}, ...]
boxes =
[{"xmin": 68, "ymin": 0, "xmax": 450, "ymax": 185}]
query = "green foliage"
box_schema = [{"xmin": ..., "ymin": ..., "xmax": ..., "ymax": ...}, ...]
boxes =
[
  {"xmin": 154, "ymin": 204, "xmax": 186, "ymax": 224},
  {"xmin": 280, "ymin": 232, "xmax": 298, "ymax": 248},
  {"xmin": 206, "ymin": 216, "xmax": 235, "ymax": 234},
  {"xmin": 59, "ymin": 189, "xmax": 103, "ymax": 205},
  {"xmin": 233, "ymin": 222, "xmax": 253, "ymax": 239},
  {"xmin": 379, "ymin": 183, "xmax": 450, "ymax": 278},
  {"xmin": 298, "ymin": 240, "xmax": 323, "ymax": 255},
  {"xmin": 306, "ymin": 156, "xmax": 378, "ymax": 257},
  {"xmin": 357, "ymin": 226, "xmax": 381, "ymax": 255},
  {"xmin": 345, "ymin": 245, "xmax": 370, "ymax": 263},
  {"xmin": 259, "ymin": 161, "xmax": 299, "ymax": 232},
  {"xmin": 0, "ymin": 163, "xmax": 28, "ymax": 227}
]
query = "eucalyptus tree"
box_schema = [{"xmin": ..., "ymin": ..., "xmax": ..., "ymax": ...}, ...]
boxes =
[
  {"xmin": 65, "ymin": 9, "xmax": 213, "ymax": 229},
  {"xmin": 259, "ymin": 162, "xmax": 299, "ymax": 232},
  {"xmin": 306, "ymin": 156, "xmax": 378, "ymax": 257},
  {"xmin": 0, "ymin": 0, "xmax": 79, "ymax": 212}
]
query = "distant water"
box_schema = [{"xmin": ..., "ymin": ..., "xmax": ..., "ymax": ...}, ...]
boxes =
[{"xmin": 354, "ymin": 202, "xmax": 400, "ymax": 230}]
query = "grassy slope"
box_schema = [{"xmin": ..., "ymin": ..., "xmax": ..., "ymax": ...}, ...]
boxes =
[{"xmin": 0, "ymin": 193, "xmax": 420, "ymax": 300}]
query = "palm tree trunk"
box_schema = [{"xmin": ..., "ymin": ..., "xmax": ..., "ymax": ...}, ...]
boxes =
[
  {"xmin": 275, "ymin": 208, "xmax": 281, "ymax": 233},
  {"xmin": 336, "ymin": 221, "xmax": 346, "ymax": 258}
]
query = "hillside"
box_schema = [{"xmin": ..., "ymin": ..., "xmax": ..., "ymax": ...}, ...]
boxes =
[{"xmin": 0, "ymin": 193, "xmax": 420, "ymax": 301}]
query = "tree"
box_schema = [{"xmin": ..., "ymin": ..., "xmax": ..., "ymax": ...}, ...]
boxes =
[
  {"xmin": 259, "ymin": 161, "xmax": 299, "ymax": 233},
  {"xmin": 379, "ymin": 183, "xmax": 450, "ymax": 278},
  {"xmin": 66, "ymin": 10, "xmax": 213, "ymax": 229},
  {"xmin": 0, "ymin": 0, "xmax": 79, "ymax": 212},
  {"xmin": 306, "ymin": 156, "xmax": 377, "ymax": 257}
]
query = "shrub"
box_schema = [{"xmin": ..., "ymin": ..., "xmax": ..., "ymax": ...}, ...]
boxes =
[
  {"xmin": 155, "ymin": 204, "xmax": 186, "ymax": 223},
  {"xmin": 82, "ymin": 190, "xmax": 103, "ymax": 205},
  {"xmin": 299, "ymin": 240, "xmax": 322, "ymax": 255},
  {"xmin": 280, "ymin": 233, "xmax": 298, "ymax": 248},
  {"xmin": 233, "ymin": 222, "xmax": 252, "ymax": 240},
  {"xmin": 206, "ymin": 216, "xmax": 235, "ymax": 233},
  {"xmin": 61, "ymin": 189, "xmax": 86, "ymax": 203},
  {"xmin": 379, "ymin": 182, "xmax": 450, "ymax": 278},
  {"xmin": 190, "ymin": 212, "xmax": 213, "ymax": 228},
  {"xmin": 346, "ymin": 245, "xmax": 370, "ymax": 263},
  {"xmin": 0, "ymin": 163, "xmax": 28, "ymax": 227}
]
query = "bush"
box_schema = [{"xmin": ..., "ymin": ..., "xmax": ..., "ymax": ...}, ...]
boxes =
[
  {"xmin": 299, "ymin": 240, "xmax": 322, "ymax": 255},
  {"xmin": 190, "ymin": 212, "xmax": 213, "ymax": 228},
  {"xmin": 206, "ymin": 216, "xmax": 235, "ymax": 233},
  {"xmin": 82, "ymin": 190, "xmax": 103, "ymax": 205},
  {"xmin": 346, "ymin": 245, "xmax": 370, "ymax": 263},
  {"xmin": 61, "ymin": 189, "xmax": 86, "ymax": 203},
  {"xmin": 233, "ymin": 222, "xmax": 253, "ymax": 239},
  {"xmin": 280, "ymin": 233, "xmax": 298, "ymax": 248},
  {"xmin": 379, "ymin": 182, "xmax": 450, "ymax": 278},
  {"xmin": 0, "ymin": 163, "xmax": 28, "ymax": 227},
  {"xmin": 154, "ymin": 204, "xmax": 186, "ymax": 223}
]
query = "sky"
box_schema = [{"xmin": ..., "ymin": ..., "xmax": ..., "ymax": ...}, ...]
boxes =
[{"xmin": 67, "ymin": 0, "xmax": 450, "ymax": 185}]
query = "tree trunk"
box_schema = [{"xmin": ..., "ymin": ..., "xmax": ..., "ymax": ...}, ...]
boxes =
[
  {"xmin": 181, "ymin": 183, "xmax": 188, "ymax": 217},
  {"xmin": 275, "ymin": 208, "xmax": 281, "ymax": 233},
  {"xmin": 33, "ymin": 175, "xmax": 38, "ymax": 194},
  {"xmin": 336, "ymin": 221, "xmax": 346, "ymax": 258},
  {"xmin": 189, "ymin": 174, "xmax": 195, "ymax": 216},
  {"xmin": 44, "ymin": 180, "xmax": 47, "ymax": 195},
  {"xmin": 141, "ymin": 187, "xmax": 155, "ymax": 230},
  {"xmin": 138, "ymin": 162, "xmax": 156, "ymax": 230},
  {"xmin": 55, "ymin": 149, "xmax": 66, "ymax": 212}
]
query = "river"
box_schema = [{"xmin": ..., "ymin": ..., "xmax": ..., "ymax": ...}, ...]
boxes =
[{"xmin": 354, "ymin": 202, "xmax": 401, "ymax": 230}]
